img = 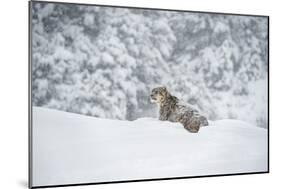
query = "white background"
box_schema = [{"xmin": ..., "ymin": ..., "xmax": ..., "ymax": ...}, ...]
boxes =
[{"xmin": 0, "ymin": 0, "xmax": 278, "ymax": 188}]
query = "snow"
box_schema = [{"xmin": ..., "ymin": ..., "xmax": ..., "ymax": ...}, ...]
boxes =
[
  {"xmin": 101, "ymin": 52, "xmax": 114, "ymax": 66},
  {"xmin": 32, "ymin": 107, "xmax": 268, "ymax": 187},
  {"xmin": 84, "ymin": 13, "xmax": 95, "ymax": 26}
]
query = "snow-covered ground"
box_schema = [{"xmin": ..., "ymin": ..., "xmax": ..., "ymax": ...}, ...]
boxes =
[{"xmin": 32, "ymin": 107, "xmax": 268, "ymax": 187}]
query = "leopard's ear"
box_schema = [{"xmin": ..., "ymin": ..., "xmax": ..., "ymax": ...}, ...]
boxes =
[{"xmin": 162, "ymin": 86, "xmax": 167, "ymax": 91}]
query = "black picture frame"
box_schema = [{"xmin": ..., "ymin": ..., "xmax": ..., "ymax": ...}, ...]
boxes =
[{"xmin": 28, "ymin": 1, "xmax": 270, "ymax": 188}]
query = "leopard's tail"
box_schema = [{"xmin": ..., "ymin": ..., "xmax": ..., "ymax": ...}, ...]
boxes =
[
  {"xmin": 193, "ymin": 112, "xmax": 209, "ymax": 126},
  {"xmin": 199, "ymin": 116, "xmax": 209, "ymax": 126}
]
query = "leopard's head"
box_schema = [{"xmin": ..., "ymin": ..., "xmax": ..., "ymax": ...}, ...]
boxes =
[{"xmin": 150, "ymin": 86, "xmax": 168, "ymax": 104}]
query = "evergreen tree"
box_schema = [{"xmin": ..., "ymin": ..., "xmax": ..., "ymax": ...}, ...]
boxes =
[{"xmin": 32, "ymin": 2, "xmax": 268, "ymax": 127}]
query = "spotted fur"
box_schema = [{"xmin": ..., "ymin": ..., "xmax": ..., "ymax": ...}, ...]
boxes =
[{"xmin": 150, "ymin": 86, "xmax": 208, "ymax": 133}]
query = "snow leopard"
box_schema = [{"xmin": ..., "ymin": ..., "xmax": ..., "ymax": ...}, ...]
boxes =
[{"xmin": 150, "ymin": 86, "xmax": 208, "ymax": 133}]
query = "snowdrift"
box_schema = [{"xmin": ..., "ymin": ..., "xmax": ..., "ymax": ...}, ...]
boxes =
[{"xmin": 32, "ymin": 107, "xmax": 268, "ymax": 186}]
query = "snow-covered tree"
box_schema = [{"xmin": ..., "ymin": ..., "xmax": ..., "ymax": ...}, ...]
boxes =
[{"xmin": 31, "ymin": 2, "xmax": 268, "ymax": 128}]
